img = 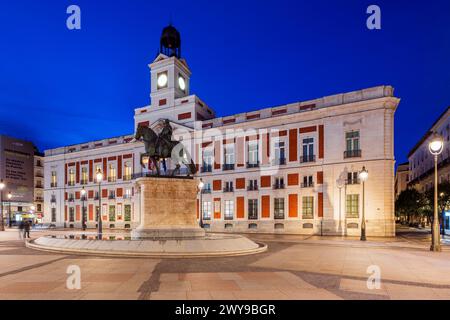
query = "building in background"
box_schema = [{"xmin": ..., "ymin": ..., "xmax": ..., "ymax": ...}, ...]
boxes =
[
  {"xmin": 43, "ymin": 25, "xmax": 399, "ymax": 236},
  {"xmin": 408, "ymin": 106, "xmax": 450, "ymax": 192},
  {"xmin": 395, "ymin": 162, "xmax": 409, "ymax": 198},
  {"xmin": 34, "ymin": 150, "xmax": 44, "ymax": 223},
  {"xmin": 0, "ymin": 135, "xmax": 40, "ymax": 225}
]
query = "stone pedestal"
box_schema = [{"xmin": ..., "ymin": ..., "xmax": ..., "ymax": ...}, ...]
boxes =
[{"xmin": 131, "ymin": 177, "xmax": 205, "ymax": 239}]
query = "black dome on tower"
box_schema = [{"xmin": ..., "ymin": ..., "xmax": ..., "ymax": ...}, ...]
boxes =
[{"xmin": 160, "ymin": 25, "xmax": 181, "ymax": 58}]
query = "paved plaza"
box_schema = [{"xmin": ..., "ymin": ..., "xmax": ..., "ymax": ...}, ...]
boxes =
[{"xmin": 0, "ymin": 226, "xmax": 450, "ymax": 300}]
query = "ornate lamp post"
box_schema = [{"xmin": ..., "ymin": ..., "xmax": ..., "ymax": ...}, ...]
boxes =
[
  {"xmin": 96, "ymin": 169, "xmax": 103, "ymax": 237},
  {"xmin": 0, "ymin": 180, "xmax": 5, "ymax": 231},
  {"xmin": 81, "ymin": 187, "xmax": 86, "ymax": 231},
  {"xmin": 429, "ymin": 133, "xmax": 444, "ymax": 252},
  {"xmin": 7, "ymin": 192, "xmax": 12, "ymax": 228},
  {"xmin": 358, "ymin": 166, "xmax": 369, "ymax": 241},
  {"xmin": 198, "ymin": 178, "xmax": 204, "ymax": 228}
]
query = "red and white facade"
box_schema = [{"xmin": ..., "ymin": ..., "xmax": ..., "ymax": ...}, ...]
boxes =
[{"xmin": 43, "ymin": 48, "xmax": 400, "ymax": 237}]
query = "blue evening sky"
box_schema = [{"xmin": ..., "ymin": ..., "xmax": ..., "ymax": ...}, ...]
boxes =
[{"xmin": 0, "ymin": 0, "xmax": 449, "ymax": 164}]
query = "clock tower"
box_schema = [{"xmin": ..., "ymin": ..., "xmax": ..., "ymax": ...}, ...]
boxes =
[{"xmin": 149, "ymin": 25, "xmax": 191, "ymax": 109}]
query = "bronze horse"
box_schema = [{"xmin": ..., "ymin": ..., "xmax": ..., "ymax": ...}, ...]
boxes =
[{"xmin": 135, "ymin": 125, "xmax": 197, "ymax": 176}]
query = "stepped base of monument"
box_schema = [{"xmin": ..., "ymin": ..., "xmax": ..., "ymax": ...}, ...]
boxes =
[
  {"xmin": 131, "ymin": 226, "xmax": 205, "ymax": 239},
  {"xmin": 26, "ymin": 233, "xmax": 267, "ymax": 258}
]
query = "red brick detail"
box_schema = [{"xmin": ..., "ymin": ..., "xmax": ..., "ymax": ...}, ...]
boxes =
[
  {"xmin": 261, "ymin": 195, "xmax": 270, "ymax": 218},
  {"xmin": 289, "ymin": 129, "xmax": 297, "ymax": 162},
  {"xmin": 159, "ymin": 99, "xmax": 167, "ymax": 106},
  {"xmin": 88, "ymin": 190, "xmax": 94, "ymax": 199},
  {"xmin": 272, "ymin": 109, "xmax": 287, "ymax": 116},
  {"xmin": 223, "ymin": 118, "xmax": 235, "ymax": 125},
  {"xmin": 299, "ymin": 126, "xmax": 317, "ymax": 134},
  {"xmin": 102, "ymin": 158, "xmax": 107, "ymax": 177},
  {"xmin": 300, "ymin": 103, "xmax": 316, "ymax": 111},
  {"xmin": 76, "ymin": 205, "xmax": 80, "ymax": 221},
  {"xmin": 245, "ymin": 135, "xmax": 259, "ymax": 142},
  {"xmin": 64, "ymin": 206, "xmax": 67, "ymax": 221},
  {"xmin": 214, "ymin": 140, "xmax": 221, "ymax": 170},
  {"xmin": 318, "ymin": 192, "xmax": 323, "ymax": 218},
  {"xmin": 319, "ymin": 125, "xmax": 324, "ymax": 159},
  {"xmin": 260, "ymin": 176, "xmax": 271, "ymax": 188},
  {"xmin": 214, "ymin": 198, "xmax": 221, "ymax": 219},
  {"xmin": 236, "ymin": 197, "xmax": 245, "ymax": 219},
  {"xmin": 236, "ymin": 137, "xmax": 245, "ymax": 168},
  {"xmin": 94, "ymin": 158, "xmax": 102, "ymax": 163},
  {"xmin": 213, "ymin": 180, "xmax": 222, "ymax": 191},
  {"xmin": 117, "ymin": 155, "xmax": 122, "ymax": 179},
  {"xmin": 178, "ymin": 112, "xmax": 191, "ymax": 120},
  {"xmin": 288, "ymin": 194, "xmax": 298, "ymax": 218},
  {"xmin": 202, "ymin": 123, "xmax": 213, "ymax": 129},
  {"xmin": 102, "ymin": 189, "xmax": 108, "ymax": 198},
  {"xmin": 123, "ymin": 154, "xmax": 133, "ymax": 159},
  {"xmin": 317, "ymin": 171, "xmax": 324, "ymax": 184},
  {"xmin": 236, "ymin": 178, "xmax": 245, "ymax": 190},
  {"xmin": 88, "ymin": 204, "xmax": 94, "ymax": 221},
  {"xmin": 108, "ymin": 156, "xmax": 117, "ymax": 161},
  {"xmin": 246, "ymin": 113, "xmax": 260, "ymax": 120},
  {"xmin": 287, "ymin": 173, "xmax": 299, "ymax": 186},
  {"xmin": 117, "ymin": 188, "xmax": 123, "ymax": 197},
  {"xmin": 75, "ymin": 191, "xmax": 80, "ymax": 200},
  {"xmin": 65, "ymin": 164, "xmax": 67, "ymax": 185},
  {"xmin": 65, "ymin": 192, "xmax": 68, "ymax": 201}
]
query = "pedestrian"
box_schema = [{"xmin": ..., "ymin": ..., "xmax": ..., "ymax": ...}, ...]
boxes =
[
  {"xmin": 18, "ymin": 220, "xmax": 24, "ymax": 240},
  {"xmin": 24, "ymin": 220, "xmax": 31, "ymax": 239}
]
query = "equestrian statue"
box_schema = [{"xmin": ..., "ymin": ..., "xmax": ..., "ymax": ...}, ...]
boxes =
[{"xmin": 135, "ymin": 119, "xmax": 197, "ymax": 176}]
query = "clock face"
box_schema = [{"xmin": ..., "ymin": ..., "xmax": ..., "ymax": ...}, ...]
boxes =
[
  {"xmin": 157, "ymin": 73, "xmax": 168, "ymax": 88},
  {"xmin": 178, "ymin": 76, "xmax": 186, "ymax": 91}
]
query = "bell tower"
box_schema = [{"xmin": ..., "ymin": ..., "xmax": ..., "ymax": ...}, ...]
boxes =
[{"xmin": 149, "ymin": 25, "xmax": 191, "ymax": 109}]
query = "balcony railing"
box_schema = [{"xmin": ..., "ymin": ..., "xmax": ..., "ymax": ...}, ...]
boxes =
[
  {"xmin": 222, "ymin": 163, "xmax": 235, "ymax": 171},
  {"xmin": 108, "ymin": 177, "xmax": 117, "ymax": 182},
  {"xmin": 123, "ymin": 175, "xmax": 133, "ymax": 181},
  {"xmin": 273, "ymin": 158, "xmax": 286, "ymax": 166},
  {"xmin": 123, "ymin": 194, "xmax": 132, "ymax": 199},
  {"xmin": 273, "ymin": 183, "xmax": 285, "ymax": 190},
  {"xmin": 108, "ymin": 194, "xmax": 116, "ymax": 199},
  {"xmin": 223, "ymin": 187, "xmax": 234, "ymax": 193},
  {"xmin": 247, "ymin": 185, "xmax": 258, "ymax": 191},
  {"xmin": 246, "ymin": 162, "xmax": 260, "ymax": 168},
  {"xmin": 68, "ymin": 181, "xmax": 75, "ymax": 186},
  {"xmin": 201, "ymin": 165, "xmax": 212, "ymax": 173},
  {"xmin": 50, "ymin": 182, "xmax": 57, "ymax": 188},
  {"xmin": 201, "ymin": 189, "xmax": 212, "ymax": 194},
  {"xmin": 301, "ymin": 182, "xmax": 314, "ymax": 188},
  {"xmin": 346, "ymin": 178, "xmax": 360, "ymax": 185},
  {"xmin": 300, "ymin": 155, "xmax": 316, "ymax": 163},
  {"xmin": 68, "ymin": 197, "xmax": 74, "ymax": 202},
  {"xmin": 80, "ymin": 179, "xmax": 88, "ymax": 185},
  {"xmin": 344, "ymin": 149, "xmax": 362, "ymax": 158}
]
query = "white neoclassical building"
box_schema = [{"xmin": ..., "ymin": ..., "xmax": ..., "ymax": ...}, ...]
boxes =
[{"xmin": 43, "ymin": 25, "xmax": 400, "ymax": 237}]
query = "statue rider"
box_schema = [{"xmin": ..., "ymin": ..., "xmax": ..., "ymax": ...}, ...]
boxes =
[{"xmin": 157, "ymin": 119, "xmax": 173, "ymax": 173}]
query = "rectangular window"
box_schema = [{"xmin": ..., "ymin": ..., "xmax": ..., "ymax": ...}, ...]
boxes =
[
  {"xmin": 346, "ymin": 131, "xmax": 360, "ymax": 151},
  {"xmin": 248, "ymin": 142, "xmax": 259, "ymax": 165},
  {"xmin": 248, "ymin": 179, "xmax": 258, "ymax": 190},
  {"xmin": 346, "ymin": 194, "xmax": 359, "ymax": 218},
  {"xmin": 109, "ymin": 164, "xmax": 116, "ymax": 182},
  {"xmin": 109, "ymin": 205, "xmax": 116, "ymax": 222},
  {"xmin": 51, "ymin": 208, "xmax": 56, "ymax": 222},
  {"xmin": 274, "ymin": 198, "xmax": 285, "ymax": 219},
  {"xmin": 202, "ymin": 150, "xmax": 213, "ymax": 172},
  {"xmin": 81, "ymin": 167, "xmax": 88, "ymax": 184},
  {"xmin": 301, "ymin": 138, "xmax": 315, "ymax": 162},
  {"xmin": 248, "ymin": 199, "xmax": 258, "ymax": 220},
  {"xmin": 69, "ymin": 207, "xmax": 75, "ymax": 222},
  {"xmin": 124, "ymin": 162, "xmax": 132, "ymax": 180},
  {"xmin": 347, "ymin": 172, "xmax": 359, "ymax": 185},
  {"xmin": 302, "ymin": 175, "xmax": 313, "ymax": 188},
  {"xmin": 202, "ymin": 201, "xmax": 212, "ymax": 220},
  {"xmin": 95, "ymin": 165, "xmax": 102, "ymax": 182},
  {"xmin": 274, "ymin": 177, "xmax": 284, "ymax": 189},
  {"xmin": 225, "ymin": 181, "xmax": 233, "ymax": 192},
  {"xmin": 117, "ymin": 204, "xmax": 122, "ymax": 220},
  {"xmin": 124, "ymin": 205, "xmax": 131, "ymax": 222},
  {"xmin": 302, "ymin": 196, "xmax": 314, "ymax": 219},
  {"xmin": 124, "ymin": 188, "xmax": 132, "ymax": 199},
  {"xmin": 224, "ymin": 145, "xmax": 235, "ymax": 165},
  {"xmin": 68, "ymin": 169, "xmax": 75, "ymax": 185},
  {"xmin": 51, "ymin": 171, "xmax": 57, "ymax": 187},
  {"xmin": 224, "ymin": 200, "xmax": 234, "ymax": 220},
  {"xmin": 109, "ymin": 190, "xmax": 116, "ymax": 199},
  {"xmin": 274, "ymin": 141, "xmax": 285, "ymax": 164}
]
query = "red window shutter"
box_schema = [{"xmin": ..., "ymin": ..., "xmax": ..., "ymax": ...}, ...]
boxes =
[
  {"xmin": 236, "ymin": 197, "xmax": 245, "ymax": 219},
  {"xmin": 289, "ymin": 194, "xmax": 298, "ymax": 218},
  {"xmin": 289, "ymin": 129, "xmax": 298, "ymax": 162}
]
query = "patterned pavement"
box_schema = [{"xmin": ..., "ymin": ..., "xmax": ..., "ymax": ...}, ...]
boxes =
[{"xmin": 0, "ymin": 227, "xmax": 450, "ymax": 300}]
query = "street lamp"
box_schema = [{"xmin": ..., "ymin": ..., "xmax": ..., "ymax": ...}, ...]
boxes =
[
  {"xmin": 7, "ymin": 192, "xmax": 12, "ymax": 228},
  {"xmin": 81, "ymin": 187, "xmax": 86, "ymax": 231},
  {"xmin": 96, "ymin": 169, "xmax": 103, "ymax": 238},
  {"xmin": 0, "ymin": 179, "xmax": 5, "ymax": 231},
  {"xmin": 358, "ymin": 166, "xmax": 369, "ymax": 241},
  {"xmin": 429, "ymin": 133, "xmax": 444, "ymax": 252},
  {"xmin": 198, "ymin": 179, "xmax": 204, "ymax": 228}
]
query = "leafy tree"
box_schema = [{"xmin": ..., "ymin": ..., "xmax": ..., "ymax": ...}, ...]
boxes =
[{"xmin": 395, "ymin": 188, "xmax": 424, "ymax": 224}]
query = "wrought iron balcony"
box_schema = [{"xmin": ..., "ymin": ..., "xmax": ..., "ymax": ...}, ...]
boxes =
[
  {"xmin": 346, "ymin": 178, "xmax": 360, "ymax": 185},
  {"xmin": 247, "ymin": 185, "xmax": 258, "ymax": 191},
  {"xmin": 123, "ymin": 175, "xmax": 133, "ymax": 181},
  {"xmin": 222, "ymin": 163, "xmax": 235, "ymax": 171},
  {"xmin": 108, "ymin": 194, "xmax": 116, "ymax": 199},
  {"xmin": 300, "ymin": 155, "xmax": 316, "ymax": 163},
  {"xmin": 223, "ymin": 187, "xmax": 234, "ymax": 193},
  {"xmin": 201, "ymin": 164, "xmax": 212, "ymax": 173},
  {"xmin": 201, "ymin": 188, "xmax": 212, "ymax": 194},
  {"xmin": 108, "ymin": 177, "xmax": 117, "ymax": 182},
  {"xmin": 80, "ymin": 179, "xmax": 88, "ymax": 185},
  {"xmin": 273, "ymin": 158, "xmax": 286, "ymax": 165},
  {"xmin": 68, "ymin": 196, "xmax": 75, "ymax": 202},
  {"xmin": 301, "ymin": 182, "xmax": 314, "ymax": 188},
  {"xmin": 246, "ymin": 162, "xmax": 260, "ymax": 168},
  {"xmin": 68, "ymin": 181, "xmax": 75, "ymax": 186},
  {"xmin": 344, "ymin": 149, "xmax": 362, "ymax": 158},
  {"xmin": 273, "ymin": 183, "xmax": 285, "ymax": 190}
]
